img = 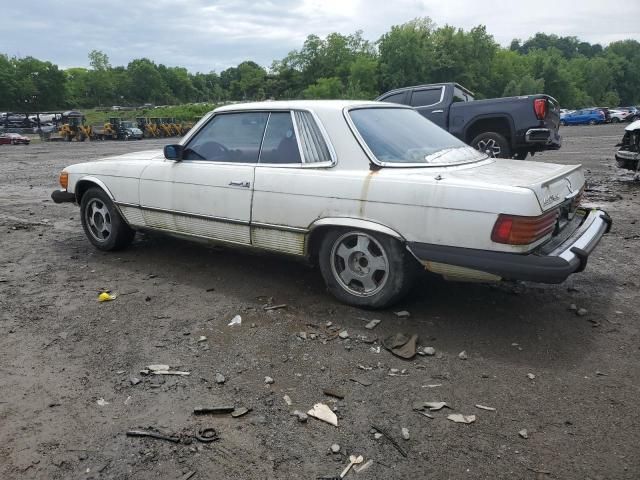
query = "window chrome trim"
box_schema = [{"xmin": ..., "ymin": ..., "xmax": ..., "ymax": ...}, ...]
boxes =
[
  {"xmin": 342, "ymin": 105, "xmax": 487, "ymax": 168},
  {"xmin": 410, "ymin": 86, "xmax": 445, "ymax": 108},
  {"xmin": 181, "ymin": 107, "xmax": 336, "ymax": 168}
]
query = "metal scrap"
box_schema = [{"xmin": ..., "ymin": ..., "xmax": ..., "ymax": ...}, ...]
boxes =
[
  {"xmin": 126, "ymin": 429, "xmax": 180, "ymax": 443},
  {"xmin": 370, "ymin": 424, "xmax": 407, "ymax": 457}
]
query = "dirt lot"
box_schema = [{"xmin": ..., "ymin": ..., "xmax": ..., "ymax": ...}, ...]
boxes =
[{"xmin": 1, "ymin": 125, "xmax": 638, "ymax": 480}]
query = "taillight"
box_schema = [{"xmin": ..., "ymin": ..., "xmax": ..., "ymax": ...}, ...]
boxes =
[
  {"xmin": 534, "ymin": 98, "xmax": 547, "ymax": 120},
  {"xmin": 491, "ymin": 209, "xmax": 559, "ymax": 245}
]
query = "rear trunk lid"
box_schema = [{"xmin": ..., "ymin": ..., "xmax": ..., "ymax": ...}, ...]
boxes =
[{"xmin": 443, "ymin": 158, "xmax": 584, "ymax": 211}]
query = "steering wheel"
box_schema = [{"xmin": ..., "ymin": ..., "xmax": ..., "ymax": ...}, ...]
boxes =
[{"xmin": 200, "ymin": 141, "xmax": 229, "ymax": 160}]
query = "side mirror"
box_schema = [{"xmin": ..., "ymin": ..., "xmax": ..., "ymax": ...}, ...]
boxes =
[{"xmin": 164, "ymin": 144, "xmax": 184, "ymax": 161}]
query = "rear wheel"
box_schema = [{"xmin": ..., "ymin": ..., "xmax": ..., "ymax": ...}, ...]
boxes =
[
  {"xmin": 80, "ymin": 187, "xmax": 135, "ymax": 251},
  {"xmin": 612, "ymin": 117, "xmax": 620, "ymax": 124},
  {"xmin": 318, "ymin": 229, "xmax": 416, "ymax": 309},
  {"xmin": 588, "ymin": 120, "xmax": 596, "ymax": 126},
  {"xmin": 471, "ymin": 132, "xmax": 511, "ymax": 158}
]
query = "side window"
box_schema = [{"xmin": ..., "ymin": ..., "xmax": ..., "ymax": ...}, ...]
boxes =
[
  {"xmin": 259, "ymin": 112, "xmax": 301, "ymax": 164},
  {"xmin": 410, "ymin": 88, "xmax": 443, "ymax": 107},
  {"xmin": 380, "ymin": 92, "xmax": 408, "ymax": 105},
  {"xmin": 184, "ymin": 112, "xmax": 268, "ymax": 162}
]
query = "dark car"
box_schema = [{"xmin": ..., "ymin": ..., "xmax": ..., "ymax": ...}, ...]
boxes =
[
  {"xmin": 0, "ymin": 133, "xmax": 31, "ymax": 145},
  {"xmin": 560, "ymin": 109, "xmax": 605, "ymax": 126},
  {"xmin": 376, "ymin": 83, "xmax": 561, "ymax": 159}
]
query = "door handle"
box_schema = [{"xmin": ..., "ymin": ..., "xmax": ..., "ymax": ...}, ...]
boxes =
[
  {"xmin": 229, "ymin": 181, "xmax": 250, "ymax": 188},
  {"xmin": 431, "ymin": 109, "xmax": 444, "ymax": 113}
]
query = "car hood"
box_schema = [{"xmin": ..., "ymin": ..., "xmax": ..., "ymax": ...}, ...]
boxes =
[
  {"xmin": 625, "ymin": 119, "xmax": 640, "ymax": 131},
  {"xmin": 65, "ymin": 149, "xmax": 165, "ymax": 178}
]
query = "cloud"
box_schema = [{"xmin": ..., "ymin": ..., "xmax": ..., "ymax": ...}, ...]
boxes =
[{"xmin": 1, "ymin": 0, "xmax": 638, "ymax": 72}]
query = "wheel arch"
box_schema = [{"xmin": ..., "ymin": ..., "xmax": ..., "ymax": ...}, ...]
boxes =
[
  {"xmin": 464, "ymin": 114, "xmax": 516, "ymax": 147},
  {"xmin": 74, "ymin": 176, "xmax": 116, "ymax": 204},
  {"xmin": 305, "ymin": 217, "xmax": 405, "ymax": 259}
]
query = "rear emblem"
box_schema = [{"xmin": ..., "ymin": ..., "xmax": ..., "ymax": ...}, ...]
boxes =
[{"xmin": 542, "ymin": 194, "xmax": 560, "ymax": 206}]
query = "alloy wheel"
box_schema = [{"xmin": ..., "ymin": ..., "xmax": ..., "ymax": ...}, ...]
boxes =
[
  {"xmin": 85, "ymin": 198, "xmax": 112, "ymax": 242},
  {"xmin": 330, "ymin": 232, "xmax": 389, "ymax": 297}
]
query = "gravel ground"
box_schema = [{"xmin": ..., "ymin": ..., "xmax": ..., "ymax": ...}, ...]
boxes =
[{"xmin": 1, "ymin": 124, "xmax": 638, "ymax": 480}]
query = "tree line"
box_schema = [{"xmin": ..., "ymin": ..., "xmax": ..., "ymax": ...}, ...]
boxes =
[{"xmin": 1, "ymin": 17, "xmax": 639, "ymax": 112}]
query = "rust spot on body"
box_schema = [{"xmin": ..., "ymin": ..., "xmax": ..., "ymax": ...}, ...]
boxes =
[{"xmin": 359, "ymin": 169, "xmax": 378, "ymax": 218}]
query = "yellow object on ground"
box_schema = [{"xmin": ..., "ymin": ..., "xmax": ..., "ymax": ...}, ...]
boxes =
[{"xmin": 98, "ymin": 292, "xmax": 116, "ymax": 302}]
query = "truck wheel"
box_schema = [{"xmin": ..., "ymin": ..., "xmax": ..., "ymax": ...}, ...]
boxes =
[
  {"xmin": 318, "ymin": 229, "xmax": 415, "ymax": 309},
  {"xmin": 471, "ymin": 132, "xmax": 511, "ymax": 158},
  {"xmin": 80, "ymin": 187, "xmax": 135, "ymax": 251}
]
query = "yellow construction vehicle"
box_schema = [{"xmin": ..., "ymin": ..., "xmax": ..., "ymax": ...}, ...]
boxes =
[
  {"xmin": 58, "ymin": 111, "xmax": 91, "ymax": 141},
  {"xmin": 136, "ymin": 117, "xmax": 159, "ymax": 138}
]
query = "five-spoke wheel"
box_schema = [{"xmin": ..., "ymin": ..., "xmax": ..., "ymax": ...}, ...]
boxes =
[{"xmin": 80, "ymin": 187, "xmax": 135, "ymax": 251}]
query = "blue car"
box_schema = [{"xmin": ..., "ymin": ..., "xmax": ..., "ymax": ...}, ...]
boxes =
[{"xmin": 560, "ymin": 108, "xmax": 605, "ymax": 126}]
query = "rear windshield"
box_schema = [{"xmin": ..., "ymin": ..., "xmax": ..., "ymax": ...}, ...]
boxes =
[{"xmin": 348, "ymin": 107, "xmax": 484, "ymax": 166}]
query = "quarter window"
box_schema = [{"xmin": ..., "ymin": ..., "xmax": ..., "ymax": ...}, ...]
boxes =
[
  {"xmin": 184, "ymin": 112, "xmax": 268, "ymax": 162},
  {"xmin": 380, "ymin": 92, "xmax": 408, "ymax": 105},
  {"xmin": 259, "ymin": 112, "xmax": 301, "ymax": 164},
  {"xmin": 410, "ymin": 88, "xmax": 443, "ymax": 107},
  {"xmin": 294, "ymin": 111, "xmax": 332, "ymax": 163}
]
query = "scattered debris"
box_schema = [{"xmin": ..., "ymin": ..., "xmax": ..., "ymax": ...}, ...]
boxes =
[
  {"xmin": 323, "ymin": 388, "xmax": 345, "ymax": 400},
  {"xmin": 371, "ymin": 424, "xmax": 408, "ymax": 457},
  {"xmin": 96, "ymin": 398, "xmax": 109, "ymax": 407},
  {"xmin": 152, "ymin": 369, "xmax": 190, "ymax": 376},
  {"xmin": 526, "ymin": 466, "xmax": 551, "ymax": 475},
  {"xmin": 350, "ymin": 377, "xmax": 372, "ymax": 387},
  {"xmin": 331, "ymin": 443, "xmax": 341, "ymax": 453},
  {"xmin": 382, "ymin": 333, "xmax": 418, "ymax": 359},
  {"xmin": 568, "ymin": 303, "xmax": 578, "ymax": 312},
  {"xmin": 422, "ymin": 346, "xmax": 436, "ymax": 356},
  {"xmin": 596, "ymin": 371, "xmax": 608, "ymax": 376},
  {"xmin": 307, "ymin": 403, "xmax": 338, "ymax": 427},
  {"xmin": 475, "ymin": 404, "xmax": 496, "ymax": 411},
  {"xmin": 340, "ymin": 455, "xmax": 364, "ymax": 477},
  {"xmin": 147, "ymin": 364, "xmax": 169, "ymax": 372},
  {"xmin": 263, "ymin": 304, "xmax": 287, "ymax": 311},
  {"xmin": 576, "ymin": 308, "xmax": 588, "ymax": 317},
  {"xmin": 388, "ymin": 368, "xmax": 409, "ymax": 377},
  {"xmin": 264, "ymin": 376, "xmax": 275, "ymax": 385},
  {"xmin": 415, "ymin": 410, "xmax": 434, "ymax": 419},
  {"xmin": 231, "ymin": 407, "xmax": 251, "ymax": 418},
  {"xmin": 358, "ymin": 364, "xmax": 373, "ymax": 371},
  {"xmin": 458, "ymin": 350, "xmax": 468, "ymax": 360},
  {"xmin": 447, "ymin": 414, "xmax": 476, "ymax": 424},
  {"xmin": 228, "ymin": 315, "xmax": 242, "ymax": 326},
  {"xmin": 180, "ymin": 472, "xmax": 196, "ymax": 480},
  {"xmin": 291, "ymin": 410, "xmax": 308, "ymax": 422},
  {"xmin": 354, "ymin": 459, "xmax": 374, "ymax": 473},
  {"xmin": 193, "ymin": 406, "xmax": 235, "ymax": 415},
  {"xmin": 214, "ymin": 373, "xmax": 226, "ymax": 384},
  {"xmin": 97, "ymin": 292, "xmax": 116, "ymax": 302},
  {"xmin": 126, "ymin": 429, "xmax": 180, "ymax": 443},
  {"xmin": 374, "ymin": 432, "xmax": 383, "ymax": 439},
  {"xmin": 283, "ymin": 394, "xmax": 293, "ymax": 406},
  {"xmin": 394, "ymin": 311, "xmax": 410, "ymax": 318},
  {"xmin": 519, "ymin": 429, "xmax": 529, "ymax": 439},
  {"xmin": 338, "ymin": 330, "xmax": 349, "ymax": 339},
  {"xmin": 527, "ymin": 373, "xmax": 536, "ymax": 380},
  {"xmin": 198, "ymin": 335, "xmax": 207, "ymax": 342},
  {"xmin": 364, "ymin": 319, "xmax": 381, "ymax": 330},
  {"xmin": 401, "ymin": 427, "xmax": 410, "ymax": 440},
  {"xmin": 416, "ymin": 401, "xmax": 450, "ymax": 411},
  {"xmin": 195, "ymin": 427, "xmax": 220, "ymax": 443},
  {"xmin": 129, "ymin": 377, "xmax": 141, "ymax": 386}
]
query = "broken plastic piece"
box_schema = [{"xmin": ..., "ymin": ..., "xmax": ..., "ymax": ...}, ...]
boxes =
[
  {"xmin": 307, "ymin": 403, "xmax": 338, "ymax": 427},
  {"xmin": 228, "ymin": 315, "xmax": 242, "ymax": 326},
  {"xmin": 447, "ymin": 414, "xmax": 476, "ymax": 424},
  {"xmin": 98, "ymin": 292, "xmax": 116, "ymax": 302},
  {"xmin": 382, "ymin": 333, "xmax": 418, "ymax": 359},
  {"xmin": 475, "ymin": 404, "xmax": 496, "ymax": 411}
]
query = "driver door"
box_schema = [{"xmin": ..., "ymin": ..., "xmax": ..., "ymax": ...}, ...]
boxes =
[{"xmin": 139, "ymin": 112, "xmax": 268, "ymax": 244}]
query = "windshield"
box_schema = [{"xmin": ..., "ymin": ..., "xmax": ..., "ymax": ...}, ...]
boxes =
[
  {"xmin": 121, "ymin": 121, "xmax": 136, "ymax": 128},
  {"xmin": 348, "ymin": 107, "xmax": 485, "ymax": 166}
]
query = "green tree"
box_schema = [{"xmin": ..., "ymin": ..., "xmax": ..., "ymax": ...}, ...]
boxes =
[{"xmin": 302, "ymin": 77, "xmax": 343, "ymax": 99}]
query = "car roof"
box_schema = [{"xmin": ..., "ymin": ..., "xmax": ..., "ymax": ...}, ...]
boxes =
[{"xmin": 214, "ymin": 99, "xmax": 390, "ymax": 114}]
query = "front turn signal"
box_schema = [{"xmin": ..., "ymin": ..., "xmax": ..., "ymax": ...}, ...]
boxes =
[{"xmin": 59, "ymin": 171, "xmax": 68, "ymax": 189}]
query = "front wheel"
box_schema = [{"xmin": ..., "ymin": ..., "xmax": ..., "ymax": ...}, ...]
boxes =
[
  {"xmin": 318, "ymin": 229, "xmax": 416, "ymax": 309},
  {"xmin": 80, "ymin": 187, "xmax": 135, "ymax": 251},
  {"xmin": 611, "ymin": 117, "xmax": 620, "ymax": 124},
  {"xmin": 471, "ymin": 132, "xmax": 511, "ymax": 158},
  {"xmin": 588, "ymin": 120, "xmax": 596, "ymax": 126}
]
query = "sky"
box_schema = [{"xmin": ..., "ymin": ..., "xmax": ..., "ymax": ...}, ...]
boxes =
[{"xmin": 1, "ymin": 0, "xmax": 638, "ymax": 73}]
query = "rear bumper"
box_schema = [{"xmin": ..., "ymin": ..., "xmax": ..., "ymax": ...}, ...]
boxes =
[
  {"xmin": 408, "ymin": 209, "xmax": 611, "ymax": 284},
  {"xmin": 51, "ymin": 189, "xmax": 76, "ymax": 204},
  {"xmin": 524, "ymin": 128, "xmax": 562, "ymax": 149}
]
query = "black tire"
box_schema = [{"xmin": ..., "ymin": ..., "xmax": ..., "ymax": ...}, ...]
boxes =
[
  {"xmin": 560, "ymin": 120, "xmax": 567, "ymax": 126},
  {"xmin": 80, "ymin": 187, "xmax": 135, "ymax": 251},
  {"xmin": 471, "ymin": 131, "xmax": 511, "ymax": 158},
  {"xmin": 318, "ymin": 229, "xmax": 416, "ymax": 309},
  {"xmin": 588, "ymin": 120, "xmax": 596, "ymax": 126},
  {"xmin": 611, "ymin": 117, "xmax": 620, "ymax": 124}
]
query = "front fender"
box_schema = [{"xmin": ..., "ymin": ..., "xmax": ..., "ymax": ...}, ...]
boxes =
[{"xmin": 73, "ymin": 176, "xmax": 116, "ymax": 202}]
